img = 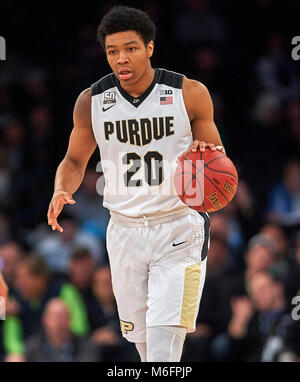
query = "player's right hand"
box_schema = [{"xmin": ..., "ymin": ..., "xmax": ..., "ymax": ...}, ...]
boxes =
[{"xmin": 47, "ymin": 191, "xmax": 76, "ymax": 232}]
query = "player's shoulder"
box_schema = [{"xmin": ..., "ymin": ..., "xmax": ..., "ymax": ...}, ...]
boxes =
[
  {"xmin": 91, "ymin": 73, "xmax": 116, "ymax": 96},
  {"xmin": 75, "ymin": 87, "xmax": 91, "ymax": 110},
  {"xmin": 156, "ymin": 68, "xmax": 184, "ymax": 89},
  {"xmin": 182, "ymin": 76, "xmax": 209, "ymax": 96},
  {"xmin": 74, "ymin": 88, "xmax": 92, "ymax": 124}
]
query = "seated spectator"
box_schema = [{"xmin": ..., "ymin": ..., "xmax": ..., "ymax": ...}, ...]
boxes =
[
  {"xmin": 0, "ymin": 241, "xmax": 24, "ymax": 290},
  {"xmin": 260, "ymin": 223, "xmax": 289, "ymax": 261},
  {"xmin": 91, "ymin": 265, "xmax": 138, "ymax": 362},
  {"xmin": 260, "ymin": 223, "xmax": 290, "ymax": 281},
  {"xmin": 244, "ymin": 233, "xmax": 278, "ymax": 282},
  {"xmin": 182, "ymin": 233, "xmax": 245, "ymax": 362},
  {"xmin": 34, "ymin": 212, "xmax": 105, "ymax": 276},
  {"xmin": 68, "ymin": 248, "xmax": 107, "ymax": 331},
  {"xmin": 265, "ymin": 160, "xmax": 300, "ymax": 226},
  {"xmin": 226, "ymin": 271, "xmax": 294, "ymax": 362},
  {"xmin": 187, "ymin": 232, "xmax": 278, "ymax": 362},
  {"xmin": 3, "ymin": 255, "xmax": 89, "ymax": 361},
  {"xmin": 25, "ymin": 298, "xmax": 98, "ymax": 362},
  {"xmin": 282, "ymin": 231, "xmax": 300, "ymax": 302},
  {"xmin": 0, "ymin": 241, "xmax": 24, "ymax": 361}
]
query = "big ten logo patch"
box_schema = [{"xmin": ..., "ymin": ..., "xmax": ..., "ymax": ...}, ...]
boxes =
[
  {"xmin": 159, "ymin": 89, "xmax": 173, "ymax": 95},
  {"xmin": 103, "ymin": 91, "xmax": 116, "ymax": 105},
  {"xmin": 120, "ymin": 320, "xmax": 134, "ymax": 334}
]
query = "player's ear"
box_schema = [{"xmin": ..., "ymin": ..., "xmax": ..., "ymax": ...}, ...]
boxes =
[{"xmin": 147, "ymin": 41, "xmax": 154, "ymax": 58}]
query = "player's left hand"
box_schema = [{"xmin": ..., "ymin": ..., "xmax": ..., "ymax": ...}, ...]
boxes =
[
  {"xmin": 191, "ymin": 140, "xmax": 226, "ymax": 154},
  {"xmin": 176, "ymin": 140, "xmax": 225, "ymax": 163}
]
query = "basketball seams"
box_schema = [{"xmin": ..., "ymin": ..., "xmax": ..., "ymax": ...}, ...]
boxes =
[
  {"xmin": 183, "ymin": 158, "xmax": 230, "ymax": 204},
  {"xmin": 175, "ymin": 149, "xmax": 238, "ymax": 212},
  {"xmin": 205, "ymin": 165, "xmax": 238, "ymax": 181},
  {"xmin": 196, "ymin": 165, "xmax": 230, "ymax": 203}
]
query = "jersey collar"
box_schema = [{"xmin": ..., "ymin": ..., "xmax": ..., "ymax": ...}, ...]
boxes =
[{"xmin": 112, "ymin": 68, "xmax": 160, "ymax": 108}]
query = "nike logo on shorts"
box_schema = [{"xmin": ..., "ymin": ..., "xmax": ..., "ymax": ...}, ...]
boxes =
[
  {"xmin": 102, "ymin": 104, "xmax": 115, "ymax": 112},
  {"xmin": 172, "ymin": 241, "xmax": 187, "ymax": 247}
]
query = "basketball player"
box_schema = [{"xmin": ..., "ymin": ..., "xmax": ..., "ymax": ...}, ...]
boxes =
[{"xmin": 47, "ymin": 6, "xmax": 225, "ymax": 362}]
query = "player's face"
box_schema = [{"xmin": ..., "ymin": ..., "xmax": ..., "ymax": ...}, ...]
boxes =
[{"xmin": 105, "ymin": 31, "xmax": 154, "ymax": 85}]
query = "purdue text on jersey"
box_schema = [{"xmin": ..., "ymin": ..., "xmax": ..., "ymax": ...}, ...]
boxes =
[{"xmin": 104, "ymin": 116, "xmax": 174, "ymax": 146}]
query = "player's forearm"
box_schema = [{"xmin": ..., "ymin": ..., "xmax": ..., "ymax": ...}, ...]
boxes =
[{"xmin": 54, "ymin": 157, "xmax": 86, "ymax": 195}]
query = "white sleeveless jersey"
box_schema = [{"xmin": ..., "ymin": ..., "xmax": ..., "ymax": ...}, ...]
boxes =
[{"xmin": 91, "ymin": 68, "xmax": 193, "ymax": 217}]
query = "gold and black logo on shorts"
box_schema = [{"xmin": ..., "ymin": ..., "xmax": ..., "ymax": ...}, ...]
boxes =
[{"xmin": 120, "ymin": 320, "xmax": 134, "ymax": 334}]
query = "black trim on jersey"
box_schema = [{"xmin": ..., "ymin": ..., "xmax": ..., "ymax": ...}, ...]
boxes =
[
  {"xmin": 198, "ymin": 212, "xmax": 210, "ymax": 261},
  {"xmin": 91, "ymin": 73, "xmax": 115, "ymax": 97},
  {"xmin": 91, "ymin": 68, "xmax": 184, "ymax": 105},
  {"xmin": 156, "ymin": 68, "xmax": 183, "ymax": 89}
]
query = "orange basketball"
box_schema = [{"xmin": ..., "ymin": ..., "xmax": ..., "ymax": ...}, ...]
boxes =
[{"xmin": 174, "ymin": 148, "xmax": 238, "ymax": 213}]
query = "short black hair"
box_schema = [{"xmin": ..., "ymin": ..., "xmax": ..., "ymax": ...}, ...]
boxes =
[{"xmin": 97, "ymin": 5, "xmax": 156, "ymax": 49}]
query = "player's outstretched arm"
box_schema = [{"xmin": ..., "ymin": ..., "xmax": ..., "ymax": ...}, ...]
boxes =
[
  {"xmin": 47, "ymin": 88, "xmax": 97, "ymax": 232},
  {"xmin": 182, "ymin": 77, "xmax": 226, "ymax": 155}
]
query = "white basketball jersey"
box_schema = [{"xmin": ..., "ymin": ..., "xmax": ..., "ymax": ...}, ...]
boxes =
[{"xmin": 91, "ymin": 68, "xmax": 193, "ymax": 217}]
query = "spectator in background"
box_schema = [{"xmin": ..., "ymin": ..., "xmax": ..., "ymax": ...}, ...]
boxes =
[
  {"xmin": 0, "ymin": 147, "xmax": 11, "ymax": 201},
  {"xmin": 183, "ymin": 232, "xmax": 245, "ymax": 362},
  {"xmin": 65, "ymin": 167, "xmax": 110, "ymax": 243},
  {"xmin": 175, "ymin": 0, "xmax": 226, "ymax": 45},
  {"xmin": 91, "ymin": 265, "xmax": 138, "ymax": 362},
  {"xmin": 260, "ymin": 223, "xmax": 289, "ymax": 261},
  {"xmin": 3, "ymin": 255, "xmax": 89, "ymax": 361},
  {"xmin": 227, "ymin": 271, "xmax": 294, "ymax": 362},
  {"xmin": 25, "ymin": 298, "xmax": 98, "ymax": 362},
  {"xmin": 0, "ymin": 213, "xmax": 11, "ymax": 246},
  {"xmin": 34, "ymin": 213, "xmax": 105, "ymax": 276},
  {"xmin": 244, "ymin": 233, "xmax": 277, "ymax": 282},
  {"xmin": 285, "ymin": 99, "xmax": 300, "ymax": 152},
  {"xmin": 204, "ymin": 233, "xmax": 278, "ymax": 361},
  {"xmin": 255, "ymin": 32, "xmax": 299, "ymax": 102},
  {"xmin": 0, "ymin": 241, "xmax": 24, "ymax": 291},
  {"xmin": 0, "ymin": 241, "xmax": 23, "ymax": 361},
  {"xmin": 2, "ymin": 118, "xmax": 26, "ymax": 175},
  {"xmin": 260, "ymin": 223, "xmax": 290, "ymax": 282},
  {"xmin": 68, "ymin": 248, "xmax": 107, "ymax": 332},
  {"xmin": 265, "ymin": 160, "xmax": 300, "ymax": 226},
  {"xmin": 282, "ymin": 232, "xmax": 300, "ymax": 303}
]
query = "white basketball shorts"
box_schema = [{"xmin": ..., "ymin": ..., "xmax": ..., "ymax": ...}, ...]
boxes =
[{"xmin": 106, "ymin": 208, "xmax": 210, "ymax": 343}]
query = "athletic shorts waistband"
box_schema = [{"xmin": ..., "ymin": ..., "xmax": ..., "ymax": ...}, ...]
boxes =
[{"xmin": 110, "ymin": 207, "xmax": 193, "ymax": 227}]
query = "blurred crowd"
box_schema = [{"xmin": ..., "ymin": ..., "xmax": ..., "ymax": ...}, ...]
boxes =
[{"xmin": 0, "ymin": 0, "xmax": 299, "ymax": 362}]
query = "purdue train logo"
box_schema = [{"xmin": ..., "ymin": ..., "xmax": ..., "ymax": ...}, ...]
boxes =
[{"xmin": 120, "ymin": 320, "xmax": 134, "ymax": 334}]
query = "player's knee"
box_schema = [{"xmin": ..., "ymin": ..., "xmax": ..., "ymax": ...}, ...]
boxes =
[{"xmin": 146, "ymin": 326, "xmax": 187, "ymax": 362}]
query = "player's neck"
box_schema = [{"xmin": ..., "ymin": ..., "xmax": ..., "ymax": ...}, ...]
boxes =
[{"xmin": 120, "ymin": 66, "xmax": 155, "ymax": 98}]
